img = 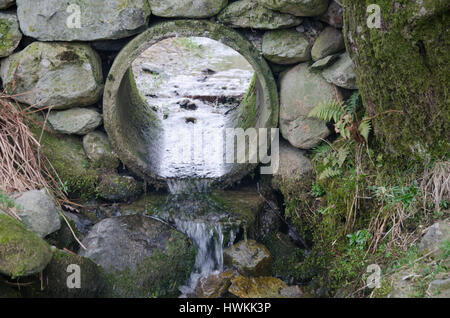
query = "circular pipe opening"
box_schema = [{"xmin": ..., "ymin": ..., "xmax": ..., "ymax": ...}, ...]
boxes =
[{"xmin": 103, "ymin": 20, "xmax": 279, "ymax": 188}]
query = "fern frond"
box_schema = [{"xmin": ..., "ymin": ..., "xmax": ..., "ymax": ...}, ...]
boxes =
[
  {"xmin": 358, "ymin": 118, "xmax": 372, "ymax": 143},
  {"xmin": 344, "ymin": 92, "xmax": 361, "ymax": 116},
  {"xmin": 337, "ymin": 146, "xmax": 350, "ymax": 167},
  {"xmin": 319, "ymin": 167, "xmax": 342, "ymax": 180},
  {"xmin": 308, "ymin": 100, "xmax": 344, "ymax": 122}
]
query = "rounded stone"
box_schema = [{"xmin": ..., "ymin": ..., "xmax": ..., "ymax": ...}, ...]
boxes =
[
  {"xmin": 96, "ymin": 173, "xmax": 143, "ymax": 202},
  {"xmin": 311, "ymin": 26, "xmax": 345, "ymax": 61},
  {"xmin": 321, "ymin": 52, "xmax": 357, "ymax": 89},
  {"xmin": 0, "ymin": 11, "xmax": 22, "ymax": 58},
  {"xmin": 262, "ymin": 29, "xmax": 312, "ymax": 65},
  {"xmin": 0, "ymin": 42, "xmax": 103, "ymax": 109},
  {"xmin": 48, "ymin": 108, "xmax": 103, "ymax": 135},
  {"xmin": 16, "ymin": 0, "xmax": 151, "ymax": 41},
  {"xmin": 82, "ymin": 131, "xmax": 120, "ymax": 170},
  {"xmin": 224, "ymin": 239, "xmax": 272, "ymax": 276},
  {"xmin": 258, "ymin": 0, "xmax": 329, "ymax": 17},
  {"xmin": 103, "ymin": 20, "xmax": 279, "ymax": 188},
  {"xmin": 149, "ymin": 0, "xmax": 228, "ymax": 18},
  {"xmin": 279, "ymin": 63, "xmax": 339, "ymax": 149},
  {"xmin": 218, "ymin": 0, "xmax": 302, "ymax": 30},
  {"xmin": 0, "ymin": 213, "xmax": 53, "ymax": 278}
]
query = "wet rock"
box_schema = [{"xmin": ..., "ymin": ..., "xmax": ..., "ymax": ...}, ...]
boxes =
[
  {"xmin": 218, "ymin": 0, "xmax": 302, "ymax": 30},
  {"xmin": 178, "ymin": 98, "xmax": 198, "ymax": 110},
  {"xmin": 0, "ymin": 1, "xmax": 14, "ymax": 9},
  {"xmin": 310, "ymin": 54, "xmax": 339, "ymax": 70},
  {"xmin": 279, "ymin": 63, "xmax": 339, "ymax": 149},
  {"xmin": 322, "ymin": 52, "xmax": 357, "ymax": 89},
  {"xmin": 63, "ymin": 212, "xmax": 93, "ymax": 235},
  {"xmin": 96, "ymin": 173, "xmax": 143, "ymax": 202},
  {"xmin": 319, "ymin": 1, "xmax": 343, "ymax": 28},
  {"xmin": 258, "ymin": 0, "xmax": 329, "ymax": 17},
  {"xmin": 256, "ymin": 204, "xmax": 282, "ymax": 241},
  {"xmin": 149, "ymin": 0, "xmax": 227, "ymax": 18},
  {"xmin": 42, "ymin": 249, "xmax": 103, "ymax": 298},
  {"xmin": 0, "ymin": 213, "xmax": 53, "ymax": 277},
  {"xmin": 224, "ymin": 239, "xmax": 272, "ymax": 276},
  {"xmin": 82, "ymin": 131, "xmax": 120, "ymax": 170},
  {"xmin": 419, "ymin": 221, "xmax": 450, "ymax": 257},
  {"xmin": 228, "ymin": 276, "xmax": 287, "ymax": 298},
  {"xmin": 14, "ymin": 189, "xmax": 61, "ymax": 238},
  {"xmin": 16, "ymin": 0, "xmax": 151, "ymax": 41},
  {"xmin": 0, "ymin": 12, "xmax": 22, "ymax": 58},
  {"xmin": 262, "ymin": 29, "xmax": 312, "ymax": 65},
  {"xmin": 196, "ymin": 270, "xmax": 237, "ymax": 298},
  {"xmin": 48, "ymin": 108, "xmax": 103, "ymax": 135},
  {"xmin": 79, "ymin": 214, "xmax": 197, "ymax": 297},
  {"xmin": 0, "ymin": 42, "xmax": 103, "ymax": 109},
  {"xmin": 311, "ymin": 26, "xmax": 345, "ymax": 61}
]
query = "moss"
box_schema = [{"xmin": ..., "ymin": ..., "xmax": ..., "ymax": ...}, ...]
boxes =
[
  {"xmin": 102, "ymin": 231, "xmax": 197, "ymax": 298},
  {"xmin": 0, "ymin": 214, "xmax": 52, "ymax": 278},
  {"xmin": 237, "ymin": 74, "xmax": 258, "ymax": 129},
  {"xmin": 343, "ymin": 0, "xmax": 450, "ymax": 167}
]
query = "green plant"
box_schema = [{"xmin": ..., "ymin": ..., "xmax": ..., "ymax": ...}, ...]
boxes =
[
  {"xmin": 347, "ymin": 229, "xmax": 372, "ymax": 250},
  {"xmin": 312, "ymin": 140, "xmax": 352, "ymax": 180},
  {"xmin": 312, "ymin": 182, "xmax": 326, "ymax": 197},
  {"xmin": 308, "ymin": 92, "xmax": 372, "ymax": 144},
  {"xmin": 59, "ymin": 181, "xmax": 69, "ymax": 194}
]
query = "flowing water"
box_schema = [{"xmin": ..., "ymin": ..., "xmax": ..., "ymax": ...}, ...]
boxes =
[{"xmin": 132, "ymin": 38, "xmax": 254, "ymax": 296}]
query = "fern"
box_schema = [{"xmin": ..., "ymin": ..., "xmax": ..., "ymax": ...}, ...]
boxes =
[
  {"xmin": 319, "ymin": 167, "xmax": 342, "ymax": 180},
  {"xmin": 308, "ymin": 99, "xmax": 344, "ymax": 122},
  {"xmin": 358, "ymin": 118, "xmax": 372, "ymax": 143},
  {"xmin": 344, "ymin": 92, "xmax": 361, "ymax": 118}
]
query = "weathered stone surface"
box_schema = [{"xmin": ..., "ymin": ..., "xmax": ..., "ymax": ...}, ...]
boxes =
[
  {"xmin": 279, "ymin": 63, "xmax": 338, "ymax": 149},
  {"xmin": 218, "ymin": 0, "xmax": 302, "ymax": 30},
  {"xmin": 0, "ymin": 213, "xmax": 52, "ymax": 278},
  {"xmin": 311, "ymin": 26, "xmax": 345, "ymax": 61},
  {"xmin": 79, "ymin": 214, "xmax": 197, "ymax": 297},
  {"xmin": 42, "ymin": 249, "xmax": 103, "ymax": 298},
  {"xmin": 16, "ymin": 0, "xmax": 151, "ymax": 41},
  {"xmin": 419, "ymin": 221, "xmax": 450, "ymax": 257},
  {"xmin": 196, "ymin": 270, "xmax": 237, "ymax": 298},
  {"xmin": 262, "ymin": 29, "xmax": 312, "ymax": 65},
  {"xmin": 48, "ymin": 108, "xmax": 103, "ymax": 135},
  {"xmin": 273, "ymin": 140, "xmax": 313, "ymax": 188},
  {"xmin": 0, "ymin": 12, "xmax": 22, "ymax": 58},
  {"xmin": 228, "ymin": 276, "xmax": 287, "ymax": 298},
  {"xmin": 259, "ymin": 0, "xmax": 329, "ymax": 17},
  {"xmin": 14, "ymin": 189, "xmax": 61, "ymax": 238},
  {"xmin": 0, "ymin": 0, "xmax": 14, "ymax": 9},
  {"xmin": 83, "ymin": 131, "xmax": 119, "ymax": 170},
  {"xmin": 224, "ymin": 239, "xmax": 272, "ymax": 276},
  {"xmin": 96, "ymin": 173, "xmax": 143, "ymax": 202},
  {"xmin": 318, "ymin": 0, "xmax": 343, "ymax": 28},
  {"xmin": 0, "ymin": 42, "xmax": 103, "ymax": 109},
  {"xmin": 280, "ymin": 285, "xmax": 306, "ymax": 298},
  {"xmin": 310, "ymin": 54, "xmax": 339, "ymax": 70},
  {"xmin": 322, "ymin": 52, "xmax": 357, "ymax": 89},
  {"xmin": 428, "ymin": 278, "xmax": 450, "ymax": 298},
  {"xmin": 149, "ymin": 0, "xmax": 227, "ymax": 18}
]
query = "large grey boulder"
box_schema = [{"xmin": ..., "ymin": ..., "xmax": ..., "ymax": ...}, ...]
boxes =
[
  {"xmin": 0, "ymin": 0, "xmax": 14, "ymax": 9},
  {"xmin": 311, "ymin": 26, "xmax": 345, "ymax": 61},
  {"xmin": 419, "ymin": 221, "xmax": 450, "ymax": 257},
  {"xmin": 79, "ymin": 214, "xmax": 197, "ymax": 297},
  {"xmin": 279, "ymin": 63, "xmax": 338, "ymax": 149},
  {"xmin": 224, "ymin": 239, "xmax": 272, "ymax": 276},
  {"xmin": 14, "ymin": 189, "xmax": 61, "ymax": 238},
  {"xmin": 83, "ymin": 131, "xmax": 120, "ymax": 170},
  {"xmin": 0, "ymin": 42, "xmax": 103, "ymax": 109},
  {"xmin": 48, "ymin": 108, "xmax": 103, "ymax": 135},
  {"xmin": 258, "ymin": 0, "xmax": 329, "ymax": 17},
  {"xmin": 322, "ymin": 52, "xmax": 357, "ymax": 89},
  {"xmin": 149, "ymin": 0, "xmax": 228, "ymax": 18},
  {"xmin": 0, "ymin": 12, "xmax": 22, "ymax": 58},
  {"xmin": 16, "ymin": 0, "xmax": 151, "ymax": 41},
  {"xmin": 262, "ymin": 29, "xmax": 312, "ymax": 65},
  {"xmin": 0, "ymin": 213, "xmax": 53, "ymax": 278},
  {"xmin": 218, "ymin": 0, "xmax": 302, "ymax": 30}
]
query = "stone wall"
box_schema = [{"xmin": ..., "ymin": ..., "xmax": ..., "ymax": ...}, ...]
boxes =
[{"xmin": 0, "ymin": 0, "xmax": 357, "ymax": 192}]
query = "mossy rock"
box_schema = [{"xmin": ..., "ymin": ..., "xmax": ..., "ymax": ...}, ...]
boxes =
[
  {"xmin": 41, "ymin": 249, "xmax": 104, "ymax": 298},
  {"xmin": 96, "ymin": 173, "xmax": 143, "ymax": 202},
  {"xmin": 228, "ymin": 276, "xmax": 287, "ymax": 298},
  {"xmin": 29, "ymin": 117, "xmax": 99, "ymax": 200},
  {"xmin": 0, "ymin": 213, "xmax": 52, "ymax": 278}
]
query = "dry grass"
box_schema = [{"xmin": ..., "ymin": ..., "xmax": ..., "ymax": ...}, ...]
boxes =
[{"xmin": 421, "ymin": 160, "xmax": 450, "ymax": 212}]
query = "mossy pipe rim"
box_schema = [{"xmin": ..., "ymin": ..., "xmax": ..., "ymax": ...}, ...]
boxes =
[{"xmin": 103, "ymin": 20, "xmax": 279, "ymax": 187}]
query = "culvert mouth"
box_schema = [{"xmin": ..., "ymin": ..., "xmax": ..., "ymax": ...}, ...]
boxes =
[{"xmin": 103, "ymin": 20, "xmax": 279, "ymax": 188}]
